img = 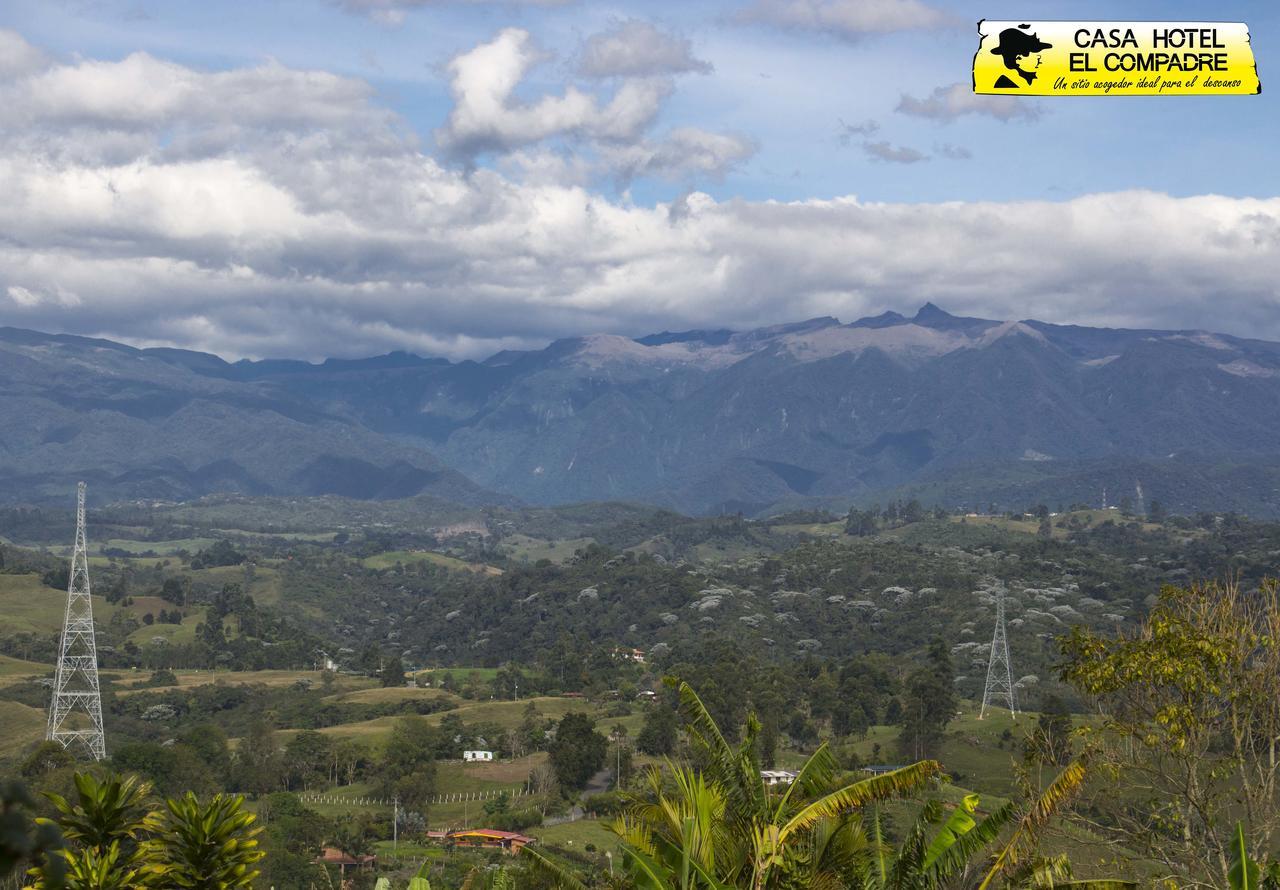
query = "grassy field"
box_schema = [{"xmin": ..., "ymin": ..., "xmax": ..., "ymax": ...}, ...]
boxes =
[
  {"xmin": 942, "ymin": 509, "xmax": 1169, "ymax": 540},
  {"xmin": 304, "ymin": 696, "xmax": 590, "ymax": 745},
  {"xmin": 768, "ymin": 520, "xmax": 845, "ymax": 537},
  {"xmin": 838, "ymin": 703, "xmax": 1027, "ymax": 796},
  {"xmin": 330, "ymin": 686, "xmax": 460, "ymax": 706},
  {"xmin": 96, "ymin": 537, "xmax": 219, "ymax": 555},
  {"xmin": 115, "ymin": 668, "xmax": 371, "ymax": 694},
  {"xmin": 0, "ymin": 654, "xmax": 50, "ymax": 685},
  {"xmin": 498, "ymin": 535, "xmax": 594, "ymax": 564},
  {"xmin": 529, "ymin": 819, "xmax": 622, "ymax": 854},
  {"xmin": 361, "ymin": 550, "xmax": 502, "ymax": 575},
  {"xmin": 413, "ymin": 667, "xmax": 502, "ymax": 685},
  {"xmin": 0, "ymin": 700, "xmax": 47, "ymax": 758},
  {"xmin": 0, "ymin": 573, "xmax": 94, "ymax": 635}
]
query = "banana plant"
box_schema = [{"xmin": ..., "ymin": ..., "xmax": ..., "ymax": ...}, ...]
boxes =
[
  {"xmin": 409, "ymin": 859, "xmax": 434, "ymax": 890},
  {"xmin": 1228, "ymin": 822, "xmax": 1280, "ymax": 890}
]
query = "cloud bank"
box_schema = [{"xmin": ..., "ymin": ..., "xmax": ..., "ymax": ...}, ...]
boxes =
[{"xmin": 1, "ymin": 29, "xmax": 1279, "ymax": 362}]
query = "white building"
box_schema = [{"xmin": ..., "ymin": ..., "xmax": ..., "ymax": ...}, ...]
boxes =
[
  {"xmin": 463, "ymin": 750, "xmax": 494, "ymax": 762},
  {"xmin": 760, "ymin": 769, "xmax": 797, "ymax": 786}
]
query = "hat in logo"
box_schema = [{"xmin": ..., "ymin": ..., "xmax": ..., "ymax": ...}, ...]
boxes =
[{"xmin": 990, "ymin": 25, "xmax": 1053, "ymax": 57}]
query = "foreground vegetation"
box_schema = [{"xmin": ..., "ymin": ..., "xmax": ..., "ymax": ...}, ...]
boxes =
[{"xmin": 5, "ymin": 496, "xmax": 1280, "ymax": 887}]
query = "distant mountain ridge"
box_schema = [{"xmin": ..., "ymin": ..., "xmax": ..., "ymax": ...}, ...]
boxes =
[{"xmin": 5, "ymin": 304, "xmax": 1280, "ymax": 515}]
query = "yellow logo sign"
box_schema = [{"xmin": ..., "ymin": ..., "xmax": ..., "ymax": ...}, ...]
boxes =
[{"xmin": 973, "ymin": 21, "xmax": 1261, "ymax": 96}]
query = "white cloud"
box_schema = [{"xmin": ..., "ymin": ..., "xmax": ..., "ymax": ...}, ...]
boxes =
[
  {"xmin": 2, "ymin": 33, "xmax": 1280, "ymax": 361},
  {"xmin": 435, "ymin": 28, "xmax": 668, "ymax": 160},
  {"xmin": 897, "ymin": 83, "xmax": 1042, "ymax": 122},
  {"xmin": 736, "ymin": 0, "xmax": 954, "ymax": 39},
  {"xmin": 0, "ymin": 29, "xmax": 48, "ymax": 79},
  {"xmin": 578, "ymin": 20, "xmax": 712, "ymax": 78},
  {"xmin": 7, "ymin": 285, "xmax": 41, "ymax": 307}
]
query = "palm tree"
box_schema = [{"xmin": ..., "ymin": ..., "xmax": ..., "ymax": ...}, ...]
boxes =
[
  {"xmin": 611, "ymin": 680, "xmax": 943, "ymax": 890},
  {"xmin": 524, "ymin": 680, "xmax": 1132, "ymax": 890}
]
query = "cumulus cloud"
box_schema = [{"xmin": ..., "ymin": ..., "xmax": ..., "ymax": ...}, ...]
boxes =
[
  {"xmin": 578, "ymin": 20, "xmax": 712, "ymax": 78},
  {"xmin": 736, "ymin": 0, "xmax": 954, "ymax": 39},
  {"xmin": 435, "ymin": 28, "xmax": 669, "ymax": 159},
  {"xmin": 433, "ymin": 28, "xmax": 749, "ymax": 182},
  {"xmin": 861, "ymin": 140, "xmax": 927, "ymax": 163},
  {"xmin": 0, "ymin": 29, "xmax": 48, "ymax": 78},
  {"xmin": 340, "ymin": 0, "xmax": 574, "ymax": 26},
  {"xmin": 897, "ymin": 82, "xmax": 1042, "ymax": 122},
  {"xmin": 3, "ymin": 33, "xmax": 1280, "ymax": 361}
]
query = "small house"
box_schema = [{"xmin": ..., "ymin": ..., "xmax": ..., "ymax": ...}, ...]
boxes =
[
  {"xmin": 446, "ymin": 829, "xmax": 534, "ymax": 854},
  {"xmin": 760, "ymin": 770, "xmax": 797, "ymax": 786},
  {"xmin": 463, "ymin": 750, "xmax": 494, "ymax": 762},
  {"xmin": 315, "ymin": 846, "xmax": 376, "ymax": 875}
]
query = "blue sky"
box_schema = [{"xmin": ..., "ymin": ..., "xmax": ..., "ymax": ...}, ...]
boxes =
[
  {"xmin": 0, "ymin": 0, "xmax": 1277, "ymax": 358},
  {"xmin": 7, "ymin": 0, "xmax": 1276, "ymax": 203}
]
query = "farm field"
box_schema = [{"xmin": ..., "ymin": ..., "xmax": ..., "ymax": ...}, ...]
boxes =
[{"xmin": 361, "ymin": 550, "xmax": 502, "ymax": 575}]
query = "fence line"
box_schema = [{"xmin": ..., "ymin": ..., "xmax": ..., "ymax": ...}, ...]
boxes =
[{"xmin": 297, "ymin": 786, "xmax": 530, "ymax": 808}]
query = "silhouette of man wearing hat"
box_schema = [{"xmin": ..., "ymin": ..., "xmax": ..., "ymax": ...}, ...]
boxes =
[{"xmin": 990, "ymin": 24, "xmax": 1052, "ymax": 88}]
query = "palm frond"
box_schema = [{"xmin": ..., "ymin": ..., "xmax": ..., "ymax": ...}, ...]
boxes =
[
  {"xmin": 921, "ymin": 793, "xmax": 980, "ymax": 872},
  {"xmin": 518, "ymin": 845, "xmax": 587, "ymax": 890},
  {"xmin": 977, "ymin": 760, "xmax": 1088, "ymax": 890},
  {"xmin": 925, "ymin": 800, "xmax": 1015, "ymax": 885},
  {"xmin": 779, "ymin": 760, "xmax": 942, "ymax": 843}
]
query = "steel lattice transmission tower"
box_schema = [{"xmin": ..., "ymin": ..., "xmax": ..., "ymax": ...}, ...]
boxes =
[
  {"xmin": 980, "ymin": 587, "xmax": 1017, "ymax": 720},
  {"xmin": 46, "ymin": 482, "xmax": 106, "ymax": 760}
]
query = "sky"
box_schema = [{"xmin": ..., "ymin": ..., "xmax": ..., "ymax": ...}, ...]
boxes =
[{"xmin": 0, "ymin": 0, "xmax": 1278, "ymax": 360}]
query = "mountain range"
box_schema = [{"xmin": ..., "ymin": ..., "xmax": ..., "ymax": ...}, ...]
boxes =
[{"xmin": 5, "ymin": 304, "xmax": 1280, "ymax": 516}]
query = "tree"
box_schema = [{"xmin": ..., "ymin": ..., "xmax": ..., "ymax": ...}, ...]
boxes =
[
  {"xmin": 179, "ymin": 724, "xmax": 232, "ymax": 787},
  {"xmin": 845, "ymin": 509, "xmax": 878, "ymax": 537},
  {"xmin": 21, "ymin": 741, "xmax": 75, "ymax": 778},
  {"xmin": 1061, "ymin": 579, "xmax": 1280, "ymax": 888},
  {"xmin": 1037, "ymin": 515, "xmax": 1053, "ymax": 540},
  {"xmin": 381, "ymin": 715, "xmax": 438, "ymax": 799},
  {"xmin": 897, "ymin": 639, "xmax": 956, "ymax": 760},
  {"xmin": 284, "ymin": 730, "xmax": 333, "ymax": 791},
  {"xmin": 1024, "ymin": 694, "xmax": 1073, "ymax": 767},
  {"xmin": 515, "ymin": 701, "xmax": 544, "ymax": 757},
  {"xmin": 234, "ymin": 719, "xmax": 282, "ymax": 797},
  {"xmin": 637, "ymin": 703, "xmax": 678, "ymax": 756},
  {"xmin": 548, "ymin": 712, "xmax": 607, "ymax": 792},
  {"xmin": 381, "ymin": 652, "xmax": 405, "ymax": 688}
]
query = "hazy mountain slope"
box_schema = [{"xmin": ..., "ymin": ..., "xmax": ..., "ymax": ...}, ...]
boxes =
[
  {"xmin": 5, "ymin": 303, "xmax": 1280, "ymax": 515},
  {"xmin": 0, "ymin": 329, "xmax": 497, "ymax": 505}
]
